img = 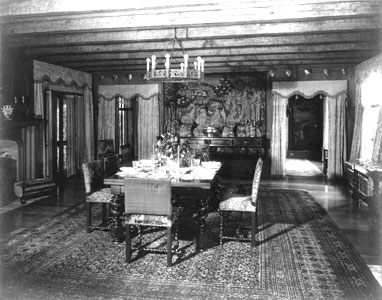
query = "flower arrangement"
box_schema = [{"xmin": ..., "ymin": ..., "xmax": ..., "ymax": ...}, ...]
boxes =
[
  {"xmin": 1, "ymin": 105, "xmax": 14, "ymax": 119},
  {"xmin": 155, "ymin": 133, "xmax": 180, "ymax": 165}
]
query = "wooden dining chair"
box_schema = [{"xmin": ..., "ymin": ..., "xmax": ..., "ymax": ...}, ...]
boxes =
[
  {"xmin": 124, "ymin": 177, "xmax": 181, "ymax": 267},
  {"xmin": 103, "ymin": 154, "xmax": 120, "ymax": 178},
  {"xmin": 82, "ymin": 160, "xmax": 114, "ymax": 233},
  {"xmin": 218, "ymin": 157, "xmax": 263, "ymax": 247}
]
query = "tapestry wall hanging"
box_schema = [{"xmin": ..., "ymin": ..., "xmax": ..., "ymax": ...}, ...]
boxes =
[{"xmin": 163, "ymin": 77, "xmax": 266, "ymax": 138}]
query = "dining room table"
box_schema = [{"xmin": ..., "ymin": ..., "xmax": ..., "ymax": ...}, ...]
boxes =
[{"xmin": 104, "ymin": 160, "xmax": 222, "ymax": 251}]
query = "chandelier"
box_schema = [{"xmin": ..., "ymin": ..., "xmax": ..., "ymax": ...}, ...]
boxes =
[{"xmin": 146, "ymin": 34, "xmax": 205, "ymax": 81}]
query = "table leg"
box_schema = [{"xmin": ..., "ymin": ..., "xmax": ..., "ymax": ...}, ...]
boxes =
[
  {"xmin": 194, "ymin": 193, "xmax": 210, "ymax": 252},
  {"xmin": 110, "ymin": 193, "xmax": 125, "ymax": 244}
]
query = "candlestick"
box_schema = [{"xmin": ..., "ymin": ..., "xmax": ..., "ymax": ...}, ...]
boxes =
[
  {"xmin": 165, "ymin": 53, "xmax": 170, "ymax": 78},
  {"xmin": 197, "ymin": 56, "xmax": 202, "ymax": 79},
  {"xmin": 151, "ymin": 55, "xmax": 156, "ymax": 79},
  {"xmin": 183, "ymin": 53, "xmax": 189, "ymax": 78},
  {"xmin": 146, "ymin": 58, "xmax": 151, "ymax": 79}
]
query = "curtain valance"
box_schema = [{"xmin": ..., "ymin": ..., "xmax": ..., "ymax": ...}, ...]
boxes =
[
  {"xmin": 33, "ymin": 60, "xmax": 92, "ymax": 90},
  {"xmin": 98, "ymin": 84, "xmax": 160, "ymax": 101},
  {"xmin": 272, "ymin": 80, "xmax": 347, "ymax": 99}
]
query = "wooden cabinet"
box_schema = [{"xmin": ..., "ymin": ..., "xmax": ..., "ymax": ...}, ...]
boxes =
[
  {"xmin": 344, "ymin": 161, "xmax": 382, "ymax": 215},
  {"xmin": 181, "ymin": 136, "xmax": 266, "ymax": 161}
]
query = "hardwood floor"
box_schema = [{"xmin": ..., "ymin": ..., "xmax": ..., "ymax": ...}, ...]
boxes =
[{"xmin": 0, "ymin": 174, "xmax": 381, "ymax": 286}]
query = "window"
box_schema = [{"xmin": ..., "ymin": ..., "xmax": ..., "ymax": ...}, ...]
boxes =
[
  {"xmin": 117, "ymin": 96, "xmax": 137, "ymax": 162},
  {"xmin": 360, "ymin": 72, "xmax": 382, "ymax": 161}
]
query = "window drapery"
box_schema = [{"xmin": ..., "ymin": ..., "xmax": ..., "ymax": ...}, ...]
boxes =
[
  {"xmin": 327, "ymin": 93, "xmax": 347, "ymax": 179},
  {"xmin": 137, "ymin": 94, "xmax": 159, "ymax": 160},
  {"xmin": 83, "ymin": 86, "xmax": 94, "ymax": 163},
  {"xmin": 349, "ymin": 83, "xmax": 363, "ymax": 160},
  {"xmin": 372, "ymin": 106, "xmax": 382, "ymax": 163},
  {"xmin": 34, "ymin": 82, "xmax": 44, "ymax": 118},
  {"xmin": 97, "ymin": 84, "xmax": 160, "ymax": 160},
  {"xmin": 98, "ymin": 97, "xmax": 116, "ymax": 141},
  {"xmin": 34, "ymin": 61, "xmax": 93, "ymax": 178},
  {"xmin": 270, "ymin": 93, "xmax": 287, "ymax": 176}
]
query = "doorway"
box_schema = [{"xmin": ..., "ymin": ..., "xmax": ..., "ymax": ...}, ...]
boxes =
[
  {"xmin": 287, "ymin": 94, "xmax": 323, "ymax": 161},
  {"xmin": 117, "ymin": 96, "xmax": 138, "ymax": 163}
]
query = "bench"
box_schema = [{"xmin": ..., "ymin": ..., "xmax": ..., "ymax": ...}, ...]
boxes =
[{"xmin": 14, "ymin": 178, "xmax": 58, "ymax": 204}]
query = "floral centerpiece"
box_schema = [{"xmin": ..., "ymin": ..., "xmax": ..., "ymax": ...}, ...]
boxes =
[
  {"xmin": 154, "ymin": 133, "xmax": 180, "ymax": 166},
  {"xmin": 179, "ymin": 139, "xmax": 197, "ymax": 167}
]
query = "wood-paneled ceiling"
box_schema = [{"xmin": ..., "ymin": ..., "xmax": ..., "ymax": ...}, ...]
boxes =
[{"xmin": 1, "ymin": 0, "xmax": 381, "ymax": 76}]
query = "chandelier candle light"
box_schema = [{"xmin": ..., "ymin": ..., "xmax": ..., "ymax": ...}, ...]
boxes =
[{"xmin": 146, "ymin": 36, "xmax": 205, "ymax": 81}]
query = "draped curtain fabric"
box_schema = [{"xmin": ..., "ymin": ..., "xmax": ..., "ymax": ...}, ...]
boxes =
[
  {"xmin": 97, "ymin": 84, "xmax": 160, "ymax": 160},
  {"xmin": 97, "ymin": 97, "xmax": 115, "ymax": 141},
  {"xmin": 65, "ymin": 94, "xmax": 88, "ymax": 177},
  {"xmin": 372, "ymin": 105, "xmax": 382, "ymax": 163},
  {"xmin": 65, "ymin": 95, "xmax": 76, "ymax": 177},
  {"xmin": 45, "ymin": 91, "xmax": 53, "ymax": 180},
  {"xmin": 270, "ymin": 93, "xmax": 287, "ymax": 176},
  {"xmin": 327, "ymin": 93, "xmax": 347, "ymax": 179},
  {"xmin": 34, "ymin": 82, "xmax": 44, "ymax": 118},
  {"xmin": 138, "ymin": 94, "xmax": 159, "ymax": 160},
  {"xmin": 83, "ymin": 86, "xmax": 94, "ymax": 162},
  {"xmin": 349, "ymin": 82, "xmax": 363, "ymax": 160}
]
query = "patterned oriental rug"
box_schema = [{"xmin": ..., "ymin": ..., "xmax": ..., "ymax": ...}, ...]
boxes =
[{"xmin": 0, "ymin": 189, "xmax": 381, "ymax": 300}]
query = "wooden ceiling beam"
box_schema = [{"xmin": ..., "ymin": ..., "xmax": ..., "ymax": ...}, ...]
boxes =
[
  {"xmin": 2, "ymin": 1, "xmax": 380, "ymax": 35},
  {"xmin": 60, "ymin": 51, "xmax": 373, "ymax": 68},
  {"xmin": 33, "ymin": 42, "xmax": 372, "ymax": 62},
  {"xmin": 23, "ymin": 31, "xmax": 378, "ymax": 56}
]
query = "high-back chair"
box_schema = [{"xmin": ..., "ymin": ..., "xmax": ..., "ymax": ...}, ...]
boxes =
[
  {"xmin": 82, "ymin": 160, "xmax": 114, "ymax": 233},
  {"xmin": 219, "ymin": 157, "xmax": 263, "ymax": 246},
  {"xmin": 124, "ymin": 177, "xmax": 181, "ymax": 267},
  {"xmin": 103, "ymin": 154, "xmax": 120, "ymax": 178}
]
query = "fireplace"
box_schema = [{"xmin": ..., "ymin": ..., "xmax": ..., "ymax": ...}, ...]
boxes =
[{"xmin": 0, "ymin": 119, "xmax": 45, "ymax": 205}]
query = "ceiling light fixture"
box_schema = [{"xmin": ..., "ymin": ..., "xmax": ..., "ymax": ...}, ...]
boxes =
[
  {"xmin": 304, "ymin": 69, "xmax": 312, "ymax": 76},
  {"xmin": 146, "ymin": 31, "xmax": 205, "ymax": 82}
]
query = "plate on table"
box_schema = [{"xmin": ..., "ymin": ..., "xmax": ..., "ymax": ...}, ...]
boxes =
[
  {"xmin": 201, "ymin": 161, "xmax": 221, "ymax": 169},
  {"xmin": 180, "ymin": 174, "xmax": 195, "ymax": 181},
  {"xmin": 119, "ymin": 167, "xmax": 136, "ymax": 173}
]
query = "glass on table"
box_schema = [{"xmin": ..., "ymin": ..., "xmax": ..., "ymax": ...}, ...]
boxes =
[{"xmin": 132, "ymin": 160, "xmax": 139, "ymax": 170}]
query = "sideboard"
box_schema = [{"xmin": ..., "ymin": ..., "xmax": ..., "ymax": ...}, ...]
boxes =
[
  {"xmin": 180, "ymin": 136, "xmax": 266, "ymax": 162},
  {"xmin": 344, "ymin": 161, "xmax": 382, "ymax": 216}
]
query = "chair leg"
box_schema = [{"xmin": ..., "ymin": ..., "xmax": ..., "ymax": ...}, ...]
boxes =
[
  {"xmin": 219, "ymin": 210, "xmax": 224, "ymax": 245},
  {"xmin": 86, "ymin": 202, "xmax": 92, "ymax": 233},
  {"xmin": 251, "ymin": 212, "xmax": 256, "ymax": 247},
  {"xmin": 102, "ymin": 203, "xmax": 107, "ymax": 224},
  {"xmin": 167, "ymin": 227, "xmax": 172, "ymax": 267},
  {"xmin": 126, "ymin": 223, "xmax": 131, "ymax": 264}
]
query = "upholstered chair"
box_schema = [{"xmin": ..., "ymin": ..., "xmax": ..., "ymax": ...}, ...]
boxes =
[
  {"xmin": 219, "ymin": 158, "xmax": 263, "ymax": 247},
  {"xmin": 82, "ymin": 160, "xmax": 114, "ymax": 233},
  {"xmin": 124, "ymin": 177, "xmax": 181, "ymax": 267}
]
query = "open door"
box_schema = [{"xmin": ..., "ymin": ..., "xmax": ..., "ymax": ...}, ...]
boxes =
[{"xmin": 287, "ymin": 94, "xmax": 323, "ymax": 161}]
